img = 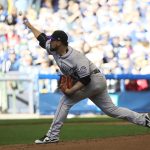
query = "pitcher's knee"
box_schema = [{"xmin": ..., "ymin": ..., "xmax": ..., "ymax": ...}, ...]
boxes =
[
  {"xmin": 62, "ymin": 102, "xmax": 74, "ymax": 112},
  {"xmin": 103, "ymin": 106, "xmax": 132, "ymax": 120}
]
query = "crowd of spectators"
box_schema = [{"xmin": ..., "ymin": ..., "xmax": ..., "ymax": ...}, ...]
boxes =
[{"xmin": 0, "ymin": 0, "xmax": 150, "ymax": 92}]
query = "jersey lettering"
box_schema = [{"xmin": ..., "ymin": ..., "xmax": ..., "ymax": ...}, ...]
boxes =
[
  {"xmin": 78, "ymin": 66, "xmax": 88, "ymax": 77},
  {"xmin": 60, "ymin": 61, "xmax": 74, "ymax": 75}
]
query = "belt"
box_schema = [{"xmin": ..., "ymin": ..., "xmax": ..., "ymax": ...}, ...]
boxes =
[{"xmin": 91, "ymin": 69, "xmax": 100, "ymax": 74}]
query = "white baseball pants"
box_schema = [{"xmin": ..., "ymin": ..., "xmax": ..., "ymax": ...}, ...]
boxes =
[{"xmin": 47, "ymin": 73, "xmax": 146, "ymax": 139}]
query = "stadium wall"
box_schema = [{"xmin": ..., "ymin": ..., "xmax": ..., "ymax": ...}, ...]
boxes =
[{"xmin": 39, "ymin": 91, "xmax": 150, "ymax": 115}]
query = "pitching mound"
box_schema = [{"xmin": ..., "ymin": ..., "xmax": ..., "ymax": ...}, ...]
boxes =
[{"xmin": 1, "ymin": 134, "xmax": 150, "ymax": 150}]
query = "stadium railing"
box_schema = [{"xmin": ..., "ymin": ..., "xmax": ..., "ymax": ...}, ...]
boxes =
[
  {"xmin": 1, "ymin": 72, "xmax": 150, "ymax": 114},
  {"xmin": 38, "ymin": 73, "xmax": 150, "ymax": 80}
]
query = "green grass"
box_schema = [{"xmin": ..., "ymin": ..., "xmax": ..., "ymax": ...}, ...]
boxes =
[{"xmin": 0, "ymin": 117, "xmax": 150, "ymax": 145}]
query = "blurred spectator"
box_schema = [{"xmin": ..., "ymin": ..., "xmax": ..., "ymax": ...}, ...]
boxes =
[
  {"xmin": 0, "ymin": 3, "xmax": 7, "ymax": 22},
  {"xmin": 0, "ymin": 0, "xmax": 8, "ymax": 10},
  {"xmin": 125, "ymin": 79, "xmax": 149, "ymax": 91},
  {"xmin": 6, "ymin": 7, "xmax": 17, "ymax": 25},
  {"xmin": 6, "ymin": 26, "xmax": 20, "ymax": 48},
  {"xmin": 102, "ymin": 47, "xmax": 115, "ymax": 64},
  {"xmin": 37, "ymin": 57, "xmax": 58, "ymax": 93},
  {"xmin": 15, "ymin": 0, "xmax": 35, "ymax": 12},
  {"xmin": 41, "ymin": 0, "xmax": 53, "ymax": 9},
  {"xmin": 111, "ymin": 36, "xmax": 123, "ymax": 57},
  {"xmin": 3, "ymin": 51, "xmax": 19, "ymax": 72}
]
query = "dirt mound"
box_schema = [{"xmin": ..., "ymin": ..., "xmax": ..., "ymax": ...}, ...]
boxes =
[{"xmin": 1, "ymin": 134, "xmax": 150, "ymax": 150}]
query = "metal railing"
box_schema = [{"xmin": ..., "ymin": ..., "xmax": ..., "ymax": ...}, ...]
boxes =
[
  {"xmin": 0, "ymin": 72, "xmax": 34, "ymax": 114},
  {"xmin": 1, "ymin": 72, "xmax": 150, "ymax": 114}
]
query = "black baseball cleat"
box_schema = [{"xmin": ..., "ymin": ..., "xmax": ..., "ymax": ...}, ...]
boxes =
[
  {"xmin": 35, "ymin": 135, "xmax": 59, "ymax": 144},
  {"xmin": 145, "ymin": 114, "xmax": 150, "ymax": 128}
]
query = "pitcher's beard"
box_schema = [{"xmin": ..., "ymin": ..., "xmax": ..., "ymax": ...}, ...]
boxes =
[{"xmin": 50, "ymin": 48, "xmax": 57, "ymax": 51}]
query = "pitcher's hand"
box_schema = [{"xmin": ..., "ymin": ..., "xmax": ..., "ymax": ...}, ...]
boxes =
[
  {"xmin": 23, "ymin": 17, "xmax": 32, "ymax": 29},
  {"xmin": 19, "ymin": 11, "xmax": 32, "ymax": 29}
]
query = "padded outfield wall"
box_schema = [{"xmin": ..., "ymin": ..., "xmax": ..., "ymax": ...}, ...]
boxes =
[
  {"xmin": 39, "ymin": 91, "xmax": 150, "ymax": 115},
  {"xmin": 39, "ymin": 74, "xmax": 150, "ymax": 115}
]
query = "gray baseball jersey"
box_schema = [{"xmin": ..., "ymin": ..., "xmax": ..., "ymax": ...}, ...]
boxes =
[
  {"xmin": 39, "ymin": 35, "xmax": 147, "ymax": 141},
  {"xmin": 46, "ymin": 42, "xmax": 97, "ymax": 80}
]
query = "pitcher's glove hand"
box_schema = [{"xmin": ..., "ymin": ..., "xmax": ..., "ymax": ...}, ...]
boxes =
[{"xmin": 59, "ymin": 75, "xmax": 73, "ymax": 94}]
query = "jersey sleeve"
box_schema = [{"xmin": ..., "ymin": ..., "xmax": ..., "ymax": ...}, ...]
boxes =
[
  {"xmin": 37, "ymin": 33, "xmax": 54, "ymax": 55},
  {"xmin": 37, "ymin": 33, "xmax": 48, "ymax": 49},
  {"xmin": 75, "ymin": 54, "xmax": 90, "ymax": 78}
]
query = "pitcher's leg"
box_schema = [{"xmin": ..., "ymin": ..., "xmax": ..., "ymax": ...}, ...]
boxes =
[
  {"xmin": 91, "ymin": 90, "xmax": 146, "ymax": 126},
  {"xmin": 46, "ymin": 95, "xmax": 77, "ymax": 139},
  {"xmin": 46, "ymin": 88, "xmax": 96, "ymax": 140},
  {"xmin": 35, "ymin": 90, "xmax": 90, "ymax": 144}
]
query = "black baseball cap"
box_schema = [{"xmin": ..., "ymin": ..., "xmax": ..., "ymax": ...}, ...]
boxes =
[{"xmin": 47, "ymin": 30, "xmax": 68, "ymax": 44}]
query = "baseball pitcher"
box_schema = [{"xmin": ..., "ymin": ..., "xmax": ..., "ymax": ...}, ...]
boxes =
[{"xmin": 23, "ymin": 18, "xmax": 150, "ymax": 144}]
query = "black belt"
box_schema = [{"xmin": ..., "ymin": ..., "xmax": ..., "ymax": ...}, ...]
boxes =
[{"xmin": 91, "ymin": 69, "xmax": 100, "ymax": 74}]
